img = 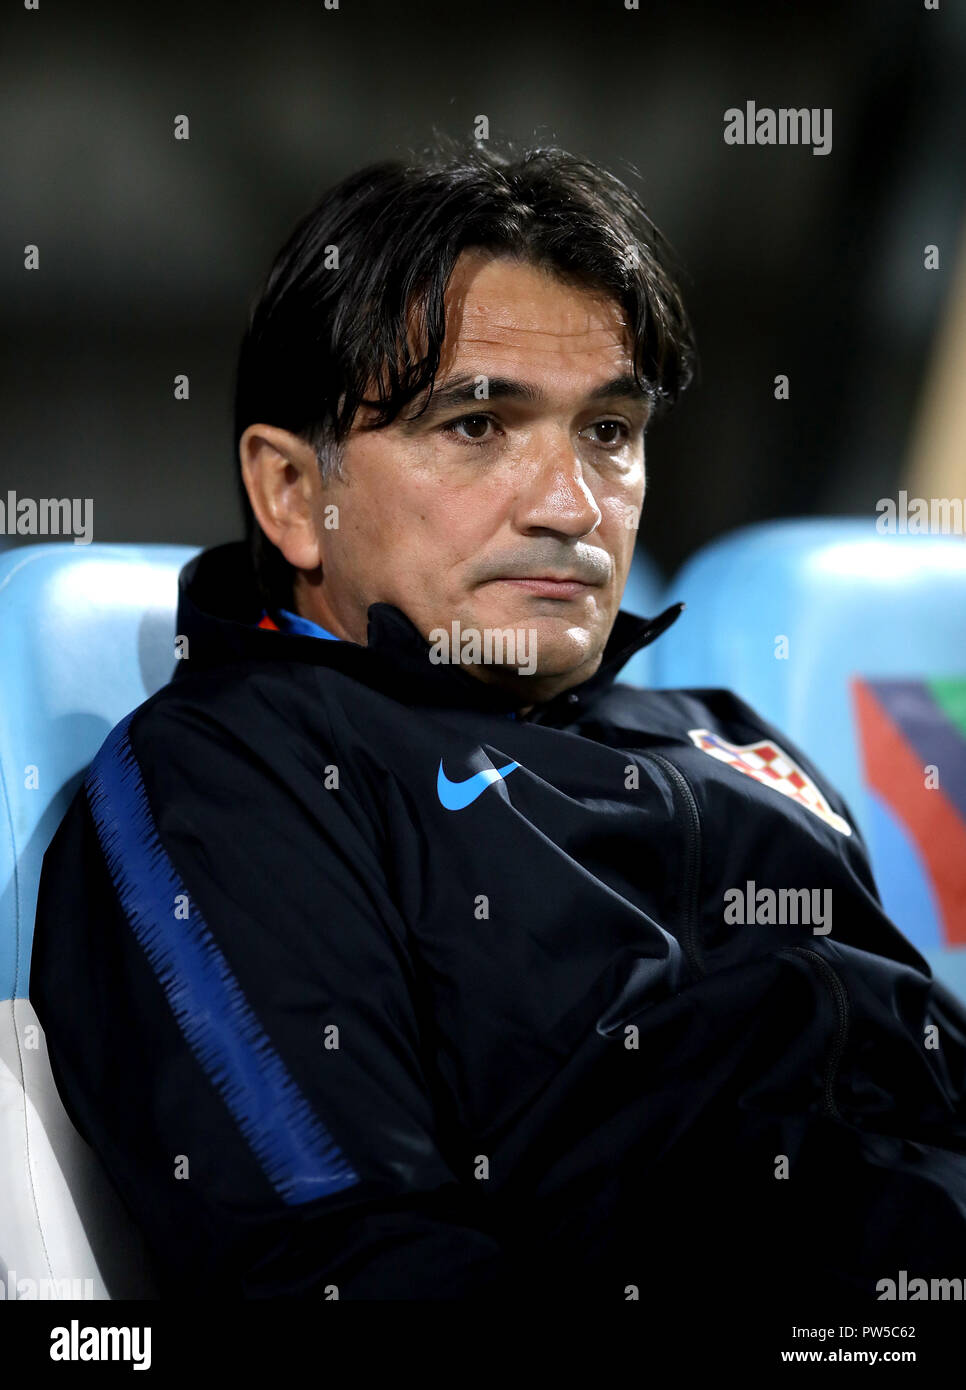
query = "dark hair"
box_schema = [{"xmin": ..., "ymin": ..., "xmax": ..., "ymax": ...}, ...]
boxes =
[{"xmin": 233, "ymin": 135, "xmax": 696, "ymax": 612}]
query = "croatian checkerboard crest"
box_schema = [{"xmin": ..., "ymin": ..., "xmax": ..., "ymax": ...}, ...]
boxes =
[{"xmin": 688, "ymin": 728, "xmax": 853, "ymax": 837}]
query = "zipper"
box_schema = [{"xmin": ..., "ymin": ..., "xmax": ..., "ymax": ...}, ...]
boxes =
[
  {"xmin": 645, "ymin": 751, "xmax": 704, "ymax": 982},
  {"xmin": 532, "ymin": 709, "xmax": 849, "ymax": 1118},
  {"xmin": 522, "ymin": 706, "xmax": 705, "ymax": 980},
  {"xmin": 780, "ymin": 945, "xmax": 850, "ymax": 1120}
]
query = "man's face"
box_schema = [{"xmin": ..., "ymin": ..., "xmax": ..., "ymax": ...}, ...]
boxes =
[{"xmin": 301, "ymin": 250, "xmax": 649, "ymax": 705}]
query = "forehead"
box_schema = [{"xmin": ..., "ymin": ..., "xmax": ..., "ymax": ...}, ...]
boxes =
[{"xmin": 436, "ymin": 251, "xmax": 633, "ymax": 376}]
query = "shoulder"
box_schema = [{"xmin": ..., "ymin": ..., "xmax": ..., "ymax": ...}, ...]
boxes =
[
  {"xmin": 85, "ymin": 659, "xmax": 372, "ymax": 831},
  {"xmin": 598, "ymin": 681, "xmax": 776, "ymax": 739},
  {"xmin": 83, "ymin": 658, "xmax": 391, "ymax": 884},
  {"xmin": 604, "ymin": 680, "xmax": 870, "ymax": 854},
  {"xmin": 107, "ymin": 660, "xmax": 354, "ymax": 766}
]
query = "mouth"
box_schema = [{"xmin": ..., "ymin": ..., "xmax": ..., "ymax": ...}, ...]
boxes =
[{"xmin": 488, "ymin": 577, "xmax": 594, "ymax": 599}]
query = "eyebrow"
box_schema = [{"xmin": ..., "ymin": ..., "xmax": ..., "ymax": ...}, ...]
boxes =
[{"xmin": 398, "ymin": 371, "xmax": 654, "ymax": 428}]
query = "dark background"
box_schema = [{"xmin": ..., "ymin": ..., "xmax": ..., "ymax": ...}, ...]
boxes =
[{"xmin": 2, "ymin": 0, "xmax": 964, "ymax": 579}]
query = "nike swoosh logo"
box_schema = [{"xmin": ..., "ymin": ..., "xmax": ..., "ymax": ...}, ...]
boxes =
[{"xmin": 437, "ymin": 759, "xmax": 520, "ymax": 811}]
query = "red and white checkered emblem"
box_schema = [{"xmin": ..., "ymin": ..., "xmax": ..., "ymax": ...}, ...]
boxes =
[{"xmin": 687, "ymin": 728, "xmax": 852, "ymax": 837}]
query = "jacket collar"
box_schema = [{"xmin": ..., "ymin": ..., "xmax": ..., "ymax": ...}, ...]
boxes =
[{"xmin": 174, "ymin": 541, "xmax": 683, "ymax": 721}]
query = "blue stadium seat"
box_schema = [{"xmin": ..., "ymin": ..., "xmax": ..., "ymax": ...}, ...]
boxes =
[
  {"xmin": 0, "ymin": 542, "xmax": 198, "ymax": 1298},
  {"xmin": 616, "ymin": 545, "xmax": 666, "ymax": 687},
  {"xmin": 652, "ymin": 518, "xmax": 966, "ymax": 1001}
]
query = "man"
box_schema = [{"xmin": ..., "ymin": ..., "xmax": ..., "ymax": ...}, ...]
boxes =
[{"xmin": 30, "ymin": 139, "xmax": 966, "ymax": 1305}]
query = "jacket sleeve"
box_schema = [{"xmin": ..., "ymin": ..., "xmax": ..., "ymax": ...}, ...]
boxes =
[{"xmin": 29, "ymin": 695, "xmax": 517, "ymax": 1300}]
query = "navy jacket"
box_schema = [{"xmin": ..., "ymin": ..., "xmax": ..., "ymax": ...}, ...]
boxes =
[{"xmin": 29, "ymin": 541, "xmax": 966, "ymax": 1302}]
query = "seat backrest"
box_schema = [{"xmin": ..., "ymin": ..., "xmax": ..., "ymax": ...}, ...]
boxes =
[
  {"xmin": 652, "ymin": 519, "xmax": 966, "ymax": 1002},
  {"xmin": 0, "ymin": 542, "xmax": 198, "ymax": 1299}
]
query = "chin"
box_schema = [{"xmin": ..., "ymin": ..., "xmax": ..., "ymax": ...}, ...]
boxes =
[{"xmin": 523, "ymin": 631, "xmax": 602, "ymax": 680}]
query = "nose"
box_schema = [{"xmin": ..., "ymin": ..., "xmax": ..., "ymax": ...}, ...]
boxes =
[{"xmin": 512, "ymin": 429, "xmax": 602, "ymax": 539}]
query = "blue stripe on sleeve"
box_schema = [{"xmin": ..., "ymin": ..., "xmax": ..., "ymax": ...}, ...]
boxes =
[{"xmin": 85, "ymin": 711, "xmax": 360, "ymax": 1205}]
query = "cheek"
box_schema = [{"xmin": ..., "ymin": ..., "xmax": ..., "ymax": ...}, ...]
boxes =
[
  {"xmin": 599, "ymin": 486, "xmax": 642, "ymax": 543},
  {"xmin": 412, "ymin": 471, "xmax": 507, "ymax": 555},
  {"xmin": 347, "ymin": 479, "xmax": 474, "ymax": 578}
]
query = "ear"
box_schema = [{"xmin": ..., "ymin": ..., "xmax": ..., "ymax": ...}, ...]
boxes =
[{"xmin": 239, "ymin": 424, "xmax": 323, "ymax": 572}]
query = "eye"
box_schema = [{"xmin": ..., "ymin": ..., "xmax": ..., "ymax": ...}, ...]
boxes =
[
  {"xmin": 440, "ymin": 413, "xmax": 499, "ymax": 445},
  {"xmin": 439, "ymin": 413, "xmax": 636, "ymax": 450},
  {"xmin": 582, "ymin": 419, "xmax": 632, "ymax": 448}
]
